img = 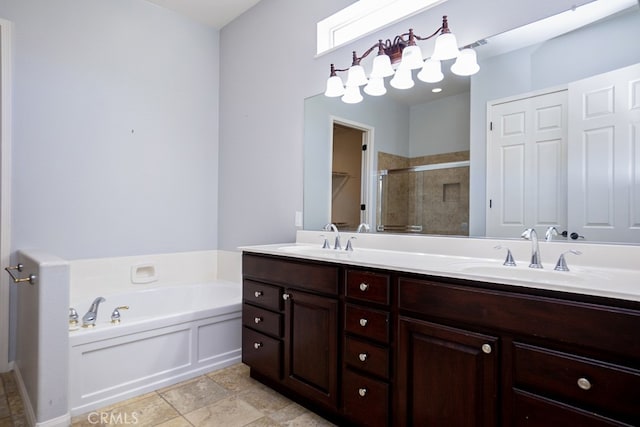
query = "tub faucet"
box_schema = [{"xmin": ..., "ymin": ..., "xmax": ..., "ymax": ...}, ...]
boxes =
[
  {"xmin": 521, "ymin": 228, "xmax": 543, "ymax": 269},
  {"xmin": 82, "ymin": 297, "xmax": 106, "ymax": 328},
  {"xmin": 323, "ymin": 223, "xmax": 342, "ymax": 250},
  {"xmin": 356, "ymin": 223, "xmax": 370, "ymax": 233}
]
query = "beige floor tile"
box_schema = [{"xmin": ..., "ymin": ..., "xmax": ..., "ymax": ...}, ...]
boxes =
[
  {"xmin": 154, "ymin": 416, "xmax": 193, "ymax": 427},
  {"xmin": 106, "ymin": 394, "xmax": 179, "ymax": 427},
  {"xmin": 160, "ymin": 376, "xmax": 229, "ymax": 414},
  {"xmin": 207, "ymin": 363, "xmax": 258, "ymax": 393},
  {"xmin": 243, "ymin": 416, "xmax": 283, "ymax": 427},
  {"xmin": 266, "ymin": 402, "xmax": 310, "ymax": 424},
  {"xmin": 285, "ymin": 412, "xmax": 337, "ymax": 427},
  {"xmin": 185, "ymin": 395, "xmax": 263, "ymax": 427},
  {"xmin": 237, "ymin": 385, "xmax": 292, "ymax": 415}
]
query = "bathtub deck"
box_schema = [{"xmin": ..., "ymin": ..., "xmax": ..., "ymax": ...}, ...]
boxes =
[{"xmin": 70, "ymin": 363, "xmax": 335, "ymax": 426}]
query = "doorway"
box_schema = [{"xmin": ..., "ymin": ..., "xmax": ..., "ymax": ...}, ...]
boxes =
[{"xmin": 331, "ymin": 120, "xmax": 372, "ymax": 231}]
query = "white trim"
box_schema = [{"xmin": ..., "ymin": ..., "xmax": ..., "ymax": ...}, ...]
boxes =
[
  {"xmin": 316, "ymin": 0, "xmax": 448, "ymax": 56},
  {"xmin": 329, "ymin": 116, "xmax": 375, "ymax": 228},
  {"xmin": 0, "ymin": 17, "xmax": 13, "ymax": 373}
]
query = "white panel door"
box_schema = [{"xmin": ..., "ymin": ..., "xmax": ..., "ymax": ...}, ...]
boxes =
[
  {"xmin": 487, "ymin": 90, "xmax": 568, "ymax": 238},
  {"xmin": 568, "ymin": 63, "xmax": 640, "ymax": 243}
]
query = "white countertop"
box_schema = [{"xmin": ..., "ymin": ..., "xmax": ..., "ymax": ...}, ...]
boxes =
[{"xmin": 241, "ymin": 231, "xmax": 640, "ymax": 303}]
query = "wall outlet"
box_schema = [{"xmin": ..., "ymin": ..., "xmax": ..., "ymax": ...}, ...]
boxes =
[{"xmin": 295, "ymin": 211, "xmax": 303, "ymax": 227}]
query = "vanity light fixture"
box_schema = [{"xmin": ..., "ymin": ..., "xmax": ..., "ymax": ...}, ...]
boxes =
[{"xmin": 324, "ymin": 15, "xmax": 480, "ymax": 104}]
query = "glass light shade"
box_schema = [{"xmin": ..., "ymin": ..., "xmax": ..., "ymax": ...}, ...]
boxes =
[
  {"xmin": 451, "ymin": 48, "xmax": 480, "ymax": 76},
  {"xmin": 417, "ymin": 58, "xmax": 444, "ymax": 83},
  {"xmin": 389, "ymin": 66, "xmax": 414, "ymax": 90},
  {"xmin": 324, "ymin": 75, "xmax": 345, "ymax": 97},
  {"xmin": 370, "ymin": 54, "xmax": 395, "ymax": 78},
  {"xmin": 432, "ymin": 32, "xmax": 460, "ymax": 61},
  {"xmin": 399, "ymin": 45, "xmax": 424, "ymax": 70},
  {"xmin": 345, "ymin": 64, "xmax": 368, "ymax": 87},
  {"xmin": 342, "ymin": 85, "xmax": 363, "ymax": 104},
  {"xmin": 364, "ymin": 77, "xmax": 387, "ymax": 96}
]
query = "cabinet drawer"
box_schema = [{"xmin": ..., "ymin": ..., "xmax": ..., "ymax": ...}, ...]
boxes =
[
  {"xmin": 342, "ymin": 368, "xmax": 389, "ymax": 426},
  {"xmin": 512, "ymin": 389, "xmax": 629, "ymax": 427},
  {"xmin": 344, "ymin": 336, "xmax": 389, "ymax": 379},
  {"xmin": 346, "ymin": 270, "xmax": 390, "ymax": 305},
  {"xmin": 398, "ymin": 277, "xmax": 640, "ymax": 359},
  {"xmin": 242, "ymin": 303, "xmax": 282, "ymax": 338},
  {"xmin": 345, "ymin": 304, "xmax": 390, "ymax": 343},
  {"xmin": 513, "ymin": 342, "xmax": 640, "ymax": 424},
  {"xmin": 243, "ymin": 254, "xmax": 339, "ymax": 295},
  {"xmin": 243, "ymin": 280, "xmax": 282, "ymax": 311},
  {"xmin": 242, "ymin": 327, "xmax": 281, "ymax": 381}
]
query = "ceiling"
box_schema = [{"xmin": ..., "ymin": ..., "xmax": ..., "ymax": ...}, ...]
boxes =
[{"xmin": 143, "ymin": 0, "xmax": 262, "ymax": 29}]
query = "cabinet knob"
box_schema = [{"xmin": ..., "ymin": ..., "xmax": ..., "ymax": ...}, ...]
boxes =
[
  {"xmin": 254, "ymin": 317, "xmax": 263, "ymax": 324},
  {"xmin": 481, "ymin": 344, "xmax": 492, "ymax": 354},
  {"xmin": 359, "ymin": 318, "xmax": 368, "ymax": 327},
  {"xmin": 358, "ymin": 387, "xmax": 368, "ymax": 397},
  {"xmin": 253, "ymin": 342, "xmax": 262, "ymax": 349},
  {"xmin": 282, "ymin": 293, "xmax": 291, "ymax": 301},
  {"xmin": 359, "ymin": 282, "xmax": 369, "ymax": 291},
  {"xmin": 254, "ymin": 291, "xmax": 263, "ymax": 298},
  {"xmin": 358, "ymin": 353, "xmax": 368, "ymax": 362},
  {"xmin": 577, "ymin": 377, "xmax": 592, "ymax": 391}
]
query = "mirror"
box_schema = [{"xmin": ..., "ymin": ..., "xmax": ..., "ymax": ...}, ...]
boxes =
[{"xmin": 304, "ymin": 2, "xmax": 640, "ymax": 244}]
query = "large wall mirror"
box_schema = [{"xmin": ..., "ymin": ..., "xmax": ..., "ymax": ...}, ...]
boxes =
[{"xmin": 303, "ymin": 1, "xmax": 640, "ymax": 244}]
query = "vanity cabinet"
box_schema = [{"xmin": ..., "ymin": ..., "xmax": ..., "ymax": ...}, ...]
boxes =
[
  {"xmin": 396, "ymin": 275, "xmax": 640, "ymax": 426},
  {"xmin": 242, "ymin": 254, "xmax": 340, "ymax": 411},
  {"xmin": 242, "ymin": 252, "xmax": 640, "ymax": 426}
]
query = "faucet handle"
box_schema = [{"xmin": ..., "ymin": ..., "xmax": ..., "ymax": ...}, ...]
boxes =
[
  {"xmin": 320, "ymin": 234, "xmax": 331, "ymax": 249},
  {"xmin": 494, "ymin": 245, "xmax": 516, "ymax": 266},
  {"xmin": 69, "ymin": 307, "xmax": 79, "ymax": 325},
  {"xmin": 554, "ymin": 250, "xmax": 582, "ymax": 272},
  {"xmin": 111, "ymin": 306, "xmax": 130, "ymax": 324},
  {"xmin": 545, "ymin": 226, "xmax": 559, "ymax": 241},
  {"xmin": 345, "ymin": 236, "xmax": 356, "ymax": 251}
]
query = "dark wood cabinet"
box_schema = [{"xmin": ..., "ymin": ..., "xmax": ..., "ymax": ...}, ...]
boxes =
[
  {"xmin": 283, "ymin": 288, "xmax": 339, "ymax": 409},
  {"xmin": 397, "ymin": 317, "xmax": 498, "ymax": 427},
  {"xmin": 242, "ymin": 252, "xmax": 640, "ymax": 427}
]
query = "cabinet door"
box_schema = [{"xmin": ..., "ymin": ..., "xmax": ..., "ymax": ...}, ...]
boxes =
[
  {"xmin": 283, "ymin": 289, "xmax": 339, "ymax": 410},
  {"xmin": 397, "ymin": 317, "xmax": 498, "ymax": 427}
]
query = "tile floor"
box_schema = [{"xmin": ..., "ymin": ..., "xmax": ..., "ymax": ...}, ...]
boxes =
[{"xmin": 1, "ymin": 364, "xmax": 335, "ymax": 427}]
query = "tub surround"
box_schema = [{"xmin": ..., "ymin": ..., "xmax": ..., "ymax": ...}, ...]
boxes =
[
  {"xmin": 242, "ymin": 230, "xmax": 640, "ymax": 302},
  {"xmin": 68, "ymin": 250, "xmax": 243, "ymax": 416}
]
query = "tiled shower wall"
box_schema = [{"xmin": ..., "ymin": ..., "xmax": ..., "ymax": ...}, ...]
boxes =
[{"xmin": 378, "ymin": 151, "xmax": 470, "ymax": 235}]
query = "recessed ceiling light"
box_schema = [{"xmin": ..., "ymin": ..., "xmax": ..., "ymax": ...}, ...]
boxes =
[{"xmin": 432, "ymin": 87, "xmax": 442, "ymax": 93}]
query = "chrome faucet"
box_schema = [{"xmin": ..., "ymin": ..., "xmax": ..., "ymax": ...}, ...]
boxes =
[
  {"xmin": 356, "ymin": 223, "xmax": 370, "ymax": 233},
  {"xmin": 521, "ymin": 228, "xmax": 543, "ymax": 269},
  {"xmin": 324, "ymin": 223, "xmax": 342, "ymax": 250},
  {"xmin": 82, "ymin": 297, "xmax": 106, "ymax": 328}
]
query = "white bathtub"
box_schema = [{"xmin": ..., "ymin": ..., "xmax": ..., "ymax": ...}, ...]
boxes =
[{"xmin": 68, "ymin": 281, "xmax": 242, "ymax": 416}]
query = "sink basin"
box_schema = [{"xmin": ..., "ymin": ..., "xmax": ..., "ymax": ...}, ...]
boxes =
[
  {"xmin": 455, "ymin": 264, "xmax": 584, "ymax": 284},
  {"xmin": 277, "ymin": 245, "xmax": 351, "ymax": 257}
]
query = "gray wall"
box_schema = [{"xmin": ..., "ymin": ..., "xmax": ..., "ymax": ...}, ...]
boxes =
[
  {"xmin": 218, "ymin": 0, "xmax": 594, "ymax": 251},
  {"xmin": 0, "ymin": 0, "xmax": 220, "ymax": 260}
]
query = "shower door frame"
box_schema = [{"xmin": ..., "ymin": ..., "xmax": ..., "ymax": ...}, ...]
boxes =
[{"xmin": 0, "ymin": 17, "xmax": 13, "ymax": 373}]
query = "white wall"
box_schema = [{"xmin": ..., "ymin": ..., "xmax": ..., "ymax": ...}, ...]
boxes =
[
  {"xmin": 218, "ymin": 0, "xmax": 594, "ymax": 251},
  {"xmin": 469, "ymin": 6, "xmax": 640, "ymax": 236},
  {"xmin": 0, "ymin": 0, "xmax": 220, "ymax": 260}
]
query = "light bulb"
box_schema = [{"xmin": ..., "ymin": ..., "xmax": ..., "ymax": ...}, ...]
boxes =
[
  {"xmin": 342, "ymin": 85, "xmax": 363, "ymax": 104},
  {"xmin": 390, "ymin": 66, "xmax": 414, "ymax": 90},
  {"xmin": 432, "ymin": 32, "xmax": 459, "ymax": 61},
  {"xmin": 417, "ymin": 58, "xmax": 444, "ymax": 83},
  {"xmin": 370, "ymin": 54, "xmax": 395, "ymax": 78},
  {"xmin": 324, "ymin": 75, "xmax": 345, "ymax": 97},
  {"xmin": 364, "ymin": 77, "xmax": 386, "ymax": 96},
  {"xmin": 399, "ymin": 45, "xmax": 424, "ymax": 70},
  {"xmin": 345, "ymin": 64, "xmax": 368, "ymax": 87},
  {"xmin": 451, "ymin": 48, "xmax": 480, "ymax": 76}
]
